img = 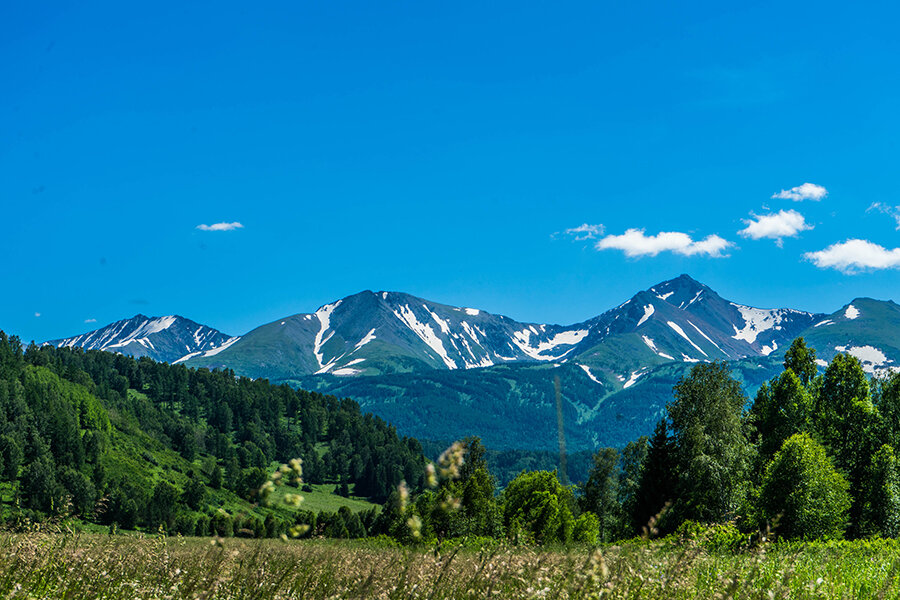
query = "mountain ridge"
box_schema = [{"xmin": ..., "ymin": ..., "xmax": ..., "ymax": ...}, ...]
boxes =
[
  {"xmin": 181, "ymin": 274, "xmax": 824, "ymax": 382},
  {"xmin": 46, "ymin": 314, "xmax": 239, "ymax": 364},
  {"xmin": 39, "ymin": 275, "xmax": 900, "ymax": 450}
]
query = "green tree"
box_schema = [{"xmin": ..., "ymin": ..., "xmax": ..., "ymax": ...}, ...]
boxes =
[
  {"xmin": 618, "ymin": 436, "xmax": 648, "ymax": 527},
  {"xmin": 759, "ymin": 433, "xmax": 849, "ymax": 540},
  {"xmin": 815, "ymin": 354, "xmax": 880, "ymax": 536},
  {"xmin": 20, "ymin": 455, "xmax": 65, "ymax": 514},
  {"xmin": 573, "ymin": 512, "xmax": 600, "ymax": 545},
  {"xmin": 58, "ymin": 466, "xmax": 96, "ymax": 517},
  {"xmin": 783, "ymin": 337, "xmax": 818, "ymax": 388},
  {"xmin": 874, "ymin": 371, "xmax": 900, "ymax": 451},
  {"xmin": 631, "ymin": 420, "xmax": 676, "ymax": 535},
  {"xmin": 815, "ymin": 353, "xmax": 871, "ymax": 449},
  {"xmin": 148, "ymin": 481, "xmax": 179, "ymax": 531},
  {"xmin": 750, "ymin": 369, "xmax": 814, "ymax": 465},
  {"xmin": 668, "ymin": 362, "xmax": 751, "ymax": 524},
  {"xmin": 580, "ymin": 447, "xmax": 621, "ymax": 542},
  {"xmin": 0, "ymin": 434, "xmax": 22, "ymax": 482},
  {"xmin": 502, "ymin": 470, "xmax": 574, "ymax": 544},
  {"xmin": 182, "ymin": 477, "xmax": 207, "ymax": 511},
  {"xmin": 863, "ymin": 444, "xmax": 900, "ymax": 538}
]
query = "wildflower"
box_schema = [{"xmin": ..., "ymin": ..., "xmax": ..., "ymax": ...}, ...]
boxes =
[
  {"xmin": 398, "ymin": 481, "xmax": 410, "ymax": 513},
  {"xmin": 289, "ymin": 524, "xmax": 310, "ymax": 538},
  {"xmin": 284, "ymin": 493, "xmax": 304, "ymax": 507},
  {"xmin": 407, "ymin": 515, "xmax": 423, "ymax": 539},
  {"xmin": 438, "ymin": 441, "xmax": 466, "ymax": 480},
  {"xmin": 258, "ymin": 480, "xmax": 276, "ymax": 504}
]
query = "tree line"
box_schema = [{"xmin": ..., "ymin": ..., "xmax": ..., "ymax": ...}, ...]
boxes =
[
  {"xmin": 3, "ymin": 328, "xmax": 897, "ymax": 546},
  {"xmin": 578, "ymin": 337, "xmax": 900, "ymax": 542}
]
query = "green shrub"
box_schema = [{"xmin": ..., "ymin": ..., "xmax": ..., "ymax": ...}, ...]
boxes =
[{"xmin": 573, "ymin": 512, "xmax": 600, "ymax": 545}]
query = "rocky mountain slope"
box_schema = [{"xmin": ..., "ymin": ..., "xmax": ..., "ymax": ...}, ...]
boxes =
[
  {"xmin": 184, "ymin": 275, "xmax": 822, "ymax": 384},
  {"xmin": 46, "ymin": 315, "xmax": 238, "ymax": 364}
]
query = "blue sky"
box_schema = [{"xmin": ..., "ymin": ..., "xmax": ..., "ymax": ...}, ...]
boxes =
[{"xmin": 3, "ymin": 1, "xmax": 900, "ymax": 342}]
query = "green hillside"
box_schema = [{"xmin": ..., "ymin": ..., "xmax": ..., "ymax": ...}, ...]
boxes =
[{"xmin": 0, "ymin": 332, "xmax": 415, "ymax": 536}]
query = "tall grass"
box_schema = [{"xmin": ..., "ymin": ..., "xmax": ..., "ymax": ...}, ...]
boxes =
[{"xmin": 3, "ymin": 533, "xmax": 900, "ymax": 599}]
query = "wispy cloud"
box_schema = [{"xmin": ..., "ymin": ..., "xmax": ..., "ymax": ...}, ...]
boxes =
[
  {"xmin": 868, "ymin": 203, "xmax": 900, "ymax": 230},
  {"xmin": 738, "ymin": 209, "xmax": 812, "ymax": 246},
  {"xmin": 557, "ymin": 223, "xmax": 605, "ymax": 241},
  {"xmin": 596, "ymin": 229, "xmax": 733, "ymax": 258},
  {"xmin": 772, "ymin": 182, "xmax": 827, "ymax": 202},
  {"xmin": 805, "ymin": 239, "xmax": 900, "ymax": 273},
  {"xmin": 84, "ymin": 318, "xmax": 97, "ymax": 323},
  {"xmin": 34, "ymin": 312, "xmax": 41, "ymax": 318},
  {"xmin": 196, "ymin": 222, "xmax": 244, "ymax": 232}
]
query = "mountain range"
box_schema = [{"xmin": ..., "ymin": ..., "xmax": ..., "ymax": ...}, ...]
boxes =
[{"xmin": 43, "ymin": 275, "xmax": 900, "ymax": 451}]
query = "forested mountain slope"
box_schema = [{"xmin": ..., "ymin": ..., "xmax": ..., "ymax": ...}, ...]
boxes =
[{"xmin": 0, "ymin": 332, "xmax": 425, "ymax": 534}]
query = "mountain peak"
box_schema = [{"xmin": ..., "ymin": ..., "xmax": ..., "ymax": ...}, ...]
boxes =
[{"xmin": 45, "ymin": 314, "xmax": 236, "ymax": 364}]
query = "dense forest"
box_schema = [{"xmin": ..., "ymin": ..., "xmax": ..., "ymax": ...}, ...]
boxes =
[
  {"xmin": 3, "ymin": 329, "xmax": 899, "ymax": 546},
  {"xmin": 552, "ymin": 336, "xmax": 900, "ymax": 543},
  {"xmin": 0, "ymin": 331, "xmax": 424, "ymax": 537},
  {"xmin": 353, "ymin": 337, "xmax": 900, "ymax": 546}
]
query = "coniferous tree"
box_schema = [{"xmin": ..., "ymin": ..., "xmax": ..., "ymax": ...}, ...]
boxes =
[{"xmin": 631, "ymin": 420, "xmax": 676, "ymax": 535}]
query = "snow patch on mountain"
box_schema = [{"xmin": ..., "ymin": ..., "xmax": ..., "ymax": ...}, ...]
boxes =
[
  {"xmin": 333, "ymin": 367, "xmax": 363, "ymax": 376},
  {"xmin": 684, "ymin": 290, "xmax": 703, "ymax": 309},
  {"xmin": 623, "ymin": 369, "xmax": 647, "ymax": 389},
  {"xmin": 760, "ymin": 341, "xmax": 778, "ymax": 356},
  {"xmin": 313, "ymin": 301, "xmax": 341, "ymax": 370},
  {"xmin": 834, "ymin": 345, "xmax": 892, "ymax": 373},
  {"xmin": 578, "ymin": 364, "xmax": 603, "ymax": 384},
  {"xmin": 510, "ymin": 328, "xmax": 588, "ymax": 361},
  {"xmin": 393, "ymin": 304, "xmax": 457, "ymax": 369},
  {"xmin": 637, "ymin": 305, "xmax": 655, "ymax": 328},
  {"xmin": 731, "ymin": 305, "xmax": 782, "ymax": 344},
  {"xmin": 353, "ymin": 328, "xmax": 377, "ymax": 351},
  {"xmin": 687, "ymin": 321, "xmax": 724, "ymax": 355},
  {"xmin": 667, "ymin": 321, "xmax": 708, "ymax": 357}
]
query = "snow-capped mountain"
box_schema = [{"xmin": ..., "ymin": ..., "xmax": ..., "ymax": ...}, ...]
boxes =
[
  {"xmin": 183, "ymin": 290, "xmax": 594, "ymax": 379},
  {"xmin": 799, "ymin": 297, "xmax": 900, "ymax": 374},
  {"xmin": 568, "ymin": 275, "xmax": 823, "ymax": 389},
  {"xmin": 43, "ymin": 276, "xmax": 900, "ymax": 451},
  {"xmin": 183, "ymin": 275, "xmax": 823, "ymax": 382},
  {"xmin": 46, "ymin": 315, "xmax": 238, "ymax": 364}
]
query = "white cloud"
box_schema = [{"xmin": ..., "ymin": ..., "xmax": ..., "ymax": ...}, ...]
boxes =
[
  {"xmin": 772, "ymin": 182, "xmax": 827, "ymax": 202},
  {"xmin": 34, "ymin": 312, "xmax": 41, "ymax": 318},
  {"xmin": 738, "ymin": 209, "xmax": 812, "ymax": 246},
  {"xmin": 868, "ymin": 203, "xmax": 900, "ymax": 230},
  {"xmin": 805, "ymin": 239, "xmax": 900, "ymax": 273},
  {"xmin": 596, "ymin": 229, "xmax": 733, "ymax": 258},
  {"xmin": 84, "ymin": 318, "xmax": 97, "ymax": 323},
  {"xmin": 559, "ymin": 223, "xmax": 605, "ymax": 241},
  {"xmin": 196, "ymin": 222, "xmax": 244, "ymax": 232}
]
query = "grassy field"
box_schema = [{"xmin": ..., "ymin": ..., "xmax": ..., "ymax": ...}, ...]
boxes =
[
  {"xmin": 270, "ymin": 482, "xmax": 379, "ymax": 514},
  {"xmin": 3, "ymin": 533, "xmax": 900, "ymax": 599}
]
